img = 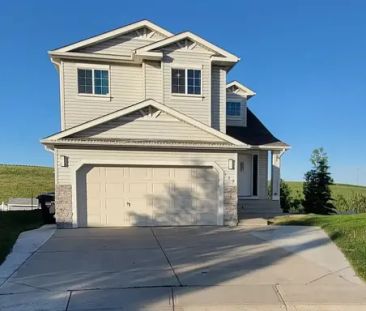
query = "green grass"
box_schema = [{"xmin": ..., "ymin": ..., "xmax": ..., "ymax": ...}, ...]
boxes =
[
  {"xmin": 286, "ymin": 181, "xmax": 366, "ymax": 200},
  {"xmin": 0, "ymin": 210, "xmax": 44, "ymax": 264},
  {"xmin": 272, "ymin": 213, "xmax": 366, "ymax": 281},
  {"xmin": 0, "ymin": 164, "xmax": 54, "ymax": 203}
]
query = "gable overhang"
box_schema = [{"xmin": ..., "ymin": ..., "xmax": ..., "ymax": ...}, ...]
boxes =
[
  {"xmin": 50, "ymin": 20, "xmax": 173, "ymax": 54},
  {"xmin": 135, "ymin": 32, "xmax": 240, "ymax": 65},
  {"xmin": 227, "ymin": 81, "xmax": 256, "ymax": 99},
  {"xmin": 42, "ymin": 99, "xmax": 249, "ymax": 148}
]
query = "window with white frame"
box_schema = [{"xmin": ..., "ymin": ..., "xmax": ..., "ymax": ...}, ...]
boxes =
[
  {"xmin": 171, "ymin": 68, "xmax": 201, "ymax": 95},
  {"xmin": 78, "ymin": 68, "xmax": 109, "ymax": 95},
  {"xmin": 226, "ymin": 102, "xmax": 241, "ymax": 117}
]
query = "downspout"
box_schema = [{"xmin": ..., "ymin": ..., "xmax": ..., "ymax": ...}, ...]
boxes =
[{"xmin": 50, "ymin": 57, "xmax": 65, "ymax": 130}]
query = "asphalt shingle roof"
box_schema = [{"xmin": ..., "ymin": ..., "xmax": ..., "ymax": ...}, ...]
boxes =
[{"xmin": 226, "ymin": 108, "xmax": 289, "ymax": 148}]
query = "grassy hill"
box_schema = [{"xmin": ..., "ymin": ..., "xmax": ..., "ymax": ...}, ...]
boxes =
[
  {"xmin": 286, "ymin": 181, "xmax": 366, "ymax": 200},
  {"xmin": 0, "ymin": 165, "xmax": 54, "ymax": 203},
  {"xmin": 0, "ymin": 163, "xmax": 365, "ymax": 204}
]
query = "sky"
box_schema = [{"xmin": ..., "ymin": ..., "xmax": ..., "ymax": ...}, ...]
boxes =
[{"xmin": 0, "ymin": 0, "xmax": 365, "ymax": 185}]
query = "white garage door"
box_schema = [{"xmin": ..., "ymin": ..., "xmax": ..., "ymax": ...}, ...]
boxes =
[{"xmin": 82, "ymin": 165, "xmax": 219, "ymax": 226}]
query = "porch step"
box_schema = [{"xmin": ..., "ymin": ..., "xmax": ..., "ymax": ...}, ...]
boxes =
[
  {"xmin": 237, "ymin": 199, "xmax": 283, "ymax": 226},
  {"xmin": 237, "ymin": 217, "xmax": 268, "ymax": 226}
]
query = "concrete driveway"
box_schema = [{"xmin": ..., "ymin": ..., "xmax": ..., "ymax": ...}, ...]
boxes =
[{"xmin": 0, "ymin": 226, "xmax": 366, "ymax": 310}]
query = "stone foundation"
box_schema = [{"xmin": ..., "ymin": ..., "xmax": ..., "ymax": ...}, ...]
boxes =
[
  {"xmin": 55, "ymin": 184, "xmax": 73, "ymax": 228},
  {"xmin": 224, "ymin": 185, "xmax": 238, "ymax": 226}
]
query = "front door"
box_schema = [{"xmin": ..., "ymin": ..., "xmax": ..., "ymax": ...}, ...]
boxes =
[{"xmin": 238, "ymin": 154, "xmax": 252, "ymax": 197}]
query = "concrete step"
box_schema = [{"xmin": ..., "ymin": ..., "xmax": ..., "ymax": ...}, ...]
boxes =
[{"xmin": 238, "ymin": 218, "xmax": 268, "ymax": 226}]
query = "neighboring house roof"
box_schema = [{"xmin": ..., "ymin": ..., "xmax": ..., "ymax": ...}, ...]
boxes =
[
  {"xmin": 135, "ymin": 31, "xmax": 240, "ymax": 64},
  {"xmin": 226, "ymin": 81, "xmax": 256, "ymax": 99},
  {"xmin": 8, "ymin": 198, "xmax": 39, "ymax": 206},
  {"xmin": 226, "ymin": 109, "xmax": 289, "ymax": 149},
  {"xmin": 50, "ymin": 20, "xmax": 173, "ymax": 53},
  {"xmin": 42, "ymin": 99, "xmax": 248, "ymax": 147}
]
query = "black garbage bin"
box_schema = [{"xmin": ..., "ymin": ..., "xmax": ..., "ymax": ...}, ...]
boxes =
[{"xmin": 37, "ymin": 192, "xmax": 55, "ymax": 224}]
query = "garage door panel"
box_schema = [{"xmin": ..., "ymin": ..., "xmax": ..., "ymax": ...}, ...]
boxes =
[
  {"xmin": 152, "ymin": 167, "xmax": 171, "ymax": 180},
  {"xmin": 128, "ymin": 182, "xmax": 149, "ymax": 194},
  {"xmin": 128, "ymin": 167, "xmax": 151, "ymax": 179},
  {"xmin": 105, "ymin": 167, "xmax": 125, "ymax": 180},
  {"xmin": 83, "ymin": 165, "xmax": 219, "ymax": 227},
  {"xmin": 87, "ymin": 183, "xmax": 101, "ymax": 198},
  {"xmin": 105, "ymin": 183, "xmax": 124, "ymax": 197}
]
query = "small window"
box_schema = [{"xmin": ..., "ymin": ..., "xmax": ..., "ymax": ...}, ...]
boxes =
[
  {"xmin": 187, "ymin": 69, "xmax": 201, "ymax": 95},
  {"xmin": 78, "ymin": 68, "xmax": 109, "ymax": 95},
  {"xmin": 172, "ymin": 69, "xmax": 185, "ymax": 94},
  {"xmin": 171, "ymin": 68, "xmax": 201, "ymax": 95},
  {"xmin": 226, "ymin": 102, "xmax": 241, "ymax": 117}
]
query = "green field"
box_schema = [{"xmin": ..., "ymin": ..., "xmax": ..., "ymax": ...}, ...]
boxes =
[
  {"xmin": 272, "ymin": 213, "xmax": 366, "ymax": 281},
  {"xmin": 0, "ymin": 165, "xmax": 54, "ymax": 203},
  {"xmin": 286, "ymin": 181, "xmax": 366, "ymax": 200}
]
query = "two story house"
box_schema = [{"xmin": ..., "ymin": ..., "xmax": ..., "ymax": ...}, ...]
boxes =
[{"xmin": 42, "ymin": 20, "xmax": 289, "ymax": 228}]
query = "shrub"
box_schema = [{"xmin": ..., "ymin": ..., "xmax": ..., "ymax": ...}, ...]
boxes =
[{"xmin": 280, "ymin": 180, "xmax": 291, "ymax": 213}]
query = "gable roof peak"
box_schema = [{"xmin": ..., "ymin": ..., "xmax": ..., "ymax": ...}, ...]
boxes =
[
  {"xmin": 50, "ymin": 19, "xmax": 174, "ymax": 53},
  {"xmin": 135, "ymin": 31, "xmax": 240, "ymax": 63},
  {"xmin": 227, "ymin": 80, "xmax": 256, "ymax": 99}
]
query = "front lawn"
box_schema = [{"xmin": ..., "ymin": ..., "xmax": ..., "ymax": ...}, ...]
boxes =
[
  {"xmin": 0, "ymin": 210, "xmax": 44, "ymax": 264},
  {"xmin": 272, "ymin": 213, "xmax": 366, "ymax": 281}
]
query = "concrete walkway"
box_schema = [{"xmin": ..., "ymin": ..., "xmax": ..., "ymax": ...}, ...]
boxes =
[{"xmin": 0, "ymin": 225, "xmax": 365, "ymax": 310}]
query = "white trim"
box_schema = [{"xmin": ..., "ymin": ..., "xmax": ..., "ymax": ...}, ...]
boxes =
[
  {"xmin": 76, "ymin": 66, "xmax": 111, "ymax": 97},
  {"xmin": 135, "ymin": 32, "xmax": 240, "ymax": 63},
  {"xmin": 71, "ymin": 159, "xmax": 224, "ymax": 227},
  {"xmin": 76, "ymin": 63, "xmax": 110, "ymax": 69},
  {"xmin": 171, "ymin": 64, "xmax": 202, "ymax": 70},
  {"xmin": 226, "ymin": 101, "xmax": 243, "ymax": 120},
  {"xmin": 52, "ymin": 20, "xmax": 173, "ymax": 53},
  {"xmin": 227, "ymin": 81, "xmax": 256, "ymax": 99},
  {"xmin": 42, "ymin": 99, "xmax": 248, "ymax": 146},
  {"xmin": 49, "ymin": 51, "xmax": 135, "ymax": 63},
  {"xmin": 171, "ymin": 68, "xmax": 202, "ymax": 96}
]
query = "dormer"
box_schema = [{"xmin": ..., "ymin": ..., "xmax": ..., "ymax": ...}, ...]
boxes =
[{"xmin": 226, "ymin": 81, "xmax": 256, "ymax": 127}]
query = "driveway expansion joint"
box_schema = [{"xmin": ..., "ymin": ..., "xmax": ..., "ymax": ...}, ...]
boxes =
[
  {"xmin": 273, "ymin": 283, "xmax": 288, "ymax": 310},
  {"xmin": 150, "ymin": 228, "xmax": 183, "ymax": 287}
]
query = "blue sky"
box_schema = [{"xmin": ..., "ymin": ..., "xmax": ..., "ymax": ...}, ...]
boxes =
[{"xmin": 1, "ymin": 0, "xmax": 365, "ymax": 185}]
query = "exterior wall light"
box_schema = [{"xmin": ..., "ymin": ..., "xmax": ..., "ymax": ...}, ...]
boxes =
[{"xmin": 60, "ymin": 155, "xmax": 69, "ymax": 167}]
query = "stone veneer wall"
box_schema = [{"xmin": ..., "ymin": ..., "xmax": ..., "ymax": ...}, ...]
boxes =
[
  {"xmin": 224, "ymin": 185, "xmax": 238, "ymax": 226},
  {"xmin": 55, "ymin": 184, "xmax": 73, "ymax": 228}
]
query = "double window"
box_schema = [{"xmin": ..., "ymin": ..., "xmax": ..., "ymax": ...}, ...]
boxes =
[
  {"xmin": 226, "ymin": 102, "xmax": 241, "ymax": 117},
  {"xmin": 172, "ymin": 68, "xmax": 201, "ymax": 95},
  {"xmin": 78, "ymin": 68, "xmax": 109, "ymax": 95}
]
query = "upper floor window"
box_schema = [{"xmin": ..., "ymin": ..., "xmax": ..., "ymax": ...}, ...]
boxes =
[
  {"xmin": 226, "ymin": 102, "xmax": 241, "ymax": 117},
  {"xmin": 172, "ymin": 68, "xmax": 201, "ymax": 95},
  {"xmin": 78, "ymin": 68, "xmax": 109, "ymax": 95}
]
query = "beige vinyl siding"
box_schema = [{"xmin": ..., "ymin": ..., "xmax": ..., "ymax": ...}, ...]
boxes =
[
  {"xmin": 144, "ymin": 60, "xmax": 163, "ymax": 102},
  {"xmin": 162, "ymin": 47, "xmax": 214, "ymax": 126},
  {"xmin": 211, "ymin": 66, "xmax": 226, "ymax": 132},
  {"xmin": 70, "ymin": 113, "xmax": 225, "ymax": 142},
  {"xmin": 76, "ymin": 29, "xmax": 165, "ymax": 56},
  {"xmin": 63, "ymin": 61, "xmax": 144, "ymax": 129},
  {"xmin": 226, "ymin": 92, "xmax": 247, "ymax": 127}
]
